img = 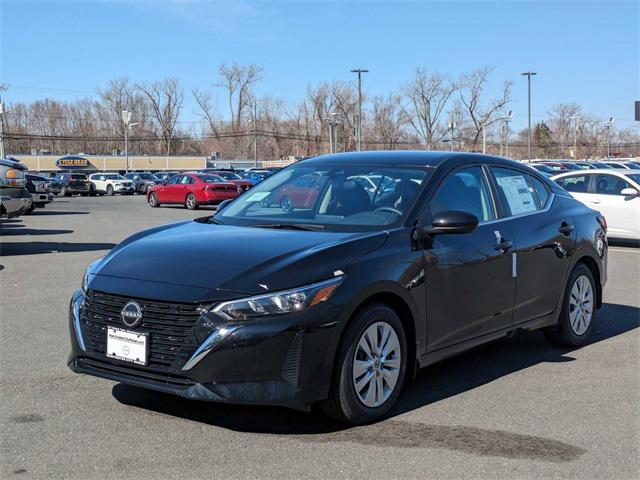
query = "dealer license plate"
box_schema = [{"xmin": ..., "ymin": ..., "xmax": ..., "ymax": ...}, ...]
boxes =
[{"xmin": 106, "ymin": 327, "xmax": 148, "ymax": 365}]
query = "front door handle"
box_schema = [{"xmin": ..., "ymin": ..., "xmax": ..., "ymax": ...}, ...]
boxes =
[
  {"xmin": 590, "ymin": 199, "xmax": 601, "ymax": 204},
  {"xmin": 559, "ymin": 222, "xmax": 575, "ymax": 236},
  {"xmin": 495, "ymin": 240, "xmax": 513, "ymax": 252}
]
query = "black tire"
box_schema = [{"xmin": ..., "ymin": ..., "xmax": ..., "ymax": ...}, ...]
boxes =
[
  {"xmin": 25, "ymin": 205, "xmax": 36, "ymax": 214},
  {"xmin": 148, "ymin": 192, "xmax": 160, "ymax": 208},
  {"xmin": 185, "ymin": 193, "xmax": 199, "ymax": 210},
  {"xmin": 106, "ymin": 185, "xmax": 114, "ymax": 196},
  {"xmin": 319, "ymin": 303, "xmax": 407, "ymax": 424},
  {"xmin": 140, "ymin": 184, "xmax": 148, "ymax": 194},
  {"xmin": 61, "ymin": 187, "xmax": 70, "ymax": 197},
  {"xmin": 545, "ymin": 263, "xmax": 596, "ymax": 347}
]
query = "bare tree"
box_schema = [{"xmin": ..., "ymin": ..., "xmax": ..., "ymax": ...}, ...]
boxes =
[
  {"xmin": 371, "ymin": 94, "xmax": 407, "ymax": 149},
  {"xmin": 458, "ymin": 67, "xmax": 512, "ymax": 150},
  {"xmin": 137, "ymin": 78, "xmax": 184, "ymax": 155},
  {"xmin": 403, "ymin": 68, "xmax": 456, "ymax": 149}
]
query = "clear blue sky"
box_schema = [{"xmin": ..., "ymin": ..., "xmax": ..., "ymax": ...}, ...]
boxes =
[{"xmin": 1, "ymin": 0, "xmax": 638, "ymax": 131}]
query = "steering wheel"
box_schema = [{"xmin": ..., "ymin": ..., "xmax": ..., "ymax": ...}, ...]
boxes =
[{"xmin": 375, "ymin": 206, "xmax": 402, "ymax": 216}]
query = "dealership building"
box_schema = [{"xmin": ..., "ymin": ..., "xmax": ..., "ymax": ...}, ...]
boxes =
[{"xmin": 10, "ymin": 154, "xmax": 297, "ymax": 174}]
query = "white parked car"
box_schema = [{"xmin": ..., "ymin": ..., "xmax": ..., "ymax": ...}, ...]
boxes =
[
  {"xmin": 88, "ymin": 173, "xmax": 135, "ymax": 196},
  {"xmin": 552, "ymin": 169, "xmax": 640, "ymax": 240}
]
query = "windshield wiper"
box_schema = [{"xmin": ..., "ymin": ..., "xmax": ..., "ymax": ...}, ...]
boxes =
[{"xmin": 252, "ymin": 223, "xmax": 325, "ymax": 231}]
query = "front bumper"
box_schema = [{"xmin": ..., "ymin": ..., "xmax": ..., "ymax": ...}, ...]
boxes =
[
  {"xmin": 67, "ymin": 288, "xmax": 344, "ymax": 406},
  {"xmin": 31, "ymin": 193, "xmax": 53, "ymax": 205},
  {"xmin": 1, "ymin": 192, "xmax": 32, "ymax": 218},
  {"xmin": 115, "ymin": 185, "xmax": 135, "ymax": 193}
]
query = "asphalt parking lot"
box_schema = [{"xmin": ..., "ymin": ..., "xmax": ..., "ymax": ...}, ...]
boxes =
[{"xmin": 1, "ymin": 195, "xmax": 639, "ymax": 480}]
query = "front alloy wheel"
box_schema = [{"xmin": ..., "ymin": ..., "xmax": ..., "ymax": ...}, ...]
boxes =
[
  {"xmin": 352, "ymin": 322, "xmax": 402, "ymax": 408},
  {"xmin": 148, "ymin": 192, "xmax": 160, "ymax": 208},
  {"xmin": 320, "ymin": 303, "xmax": 407, "ymax": 424},
  {"xmin": 106, "ymin": 184, "xmax": 114, "ymax": 196}
]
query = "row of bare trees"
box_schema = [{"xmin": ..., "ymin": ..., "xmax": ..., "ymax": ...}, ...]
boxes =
[{"xmin": 4, "ymin": 63, "xmax": 639, "ymax": 160}]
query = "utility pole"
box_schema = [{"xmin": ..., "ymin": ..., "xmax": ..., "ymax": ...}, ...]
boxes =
[
  {"xmin": 0, "ymin": 84, "xmax": 8, "ymax": 159},
  {"xmin": 570, "ymin": 115, "xmax": 581, "ymax": 160},
  {"xmin": 350, "ymin": 68, "xmax": 368, "ymax": 151},
  {"xmin": 520, "ymin": 72, "xmax": 537, "ymax": 161}
]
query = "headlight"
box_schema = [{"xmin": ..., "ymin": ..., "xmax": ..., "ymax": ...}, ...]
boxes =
[
  {"xmin": 81, "ymin": 257, "xmax": 103, "ymax": 292},
  {"xmin": 81, "ymin": 270, "xmax": 89, "ymax": 292},
  {"xmin": 212, "ymin": 276, "xmax": 343, "ymax": 321}
]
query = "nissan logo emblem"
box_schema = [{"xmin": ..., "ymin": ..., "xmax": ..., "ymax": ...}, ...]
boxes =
[{"xmin": 120, "ymin": 301, "xmax": 143, "ymax": 328}]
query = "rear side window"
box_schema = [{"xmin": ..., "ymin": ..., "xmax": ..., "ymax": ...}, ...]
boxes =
[
  {"xmin": 428, "ymin": 167, "xmax": 496, "ymax": 222},
  {"xmin": 594, "ymin": 174, "xmax": 632, "ymax": 195},
  {"xmin": 491, "ymin": 167, "xmax": 538, "ymax": 216},
  {"xmin": 554, "ymin": 174, "xmax": 589, "ymax": 193},
  {"xmin": 530, "ymin": 176, "xmax": 550, "ymax": 208}
]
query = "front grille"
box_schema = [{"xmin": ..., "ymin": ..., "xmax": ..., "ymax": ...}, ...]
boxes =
[{"xmin": 81, "ymin": 290, "xmax": 208, "ymax": 371}]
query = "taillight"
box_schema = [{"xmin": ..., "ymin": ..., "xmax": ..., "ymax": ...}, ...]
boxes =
[
  {"xmin": 597, "ymin": 215, "xmax": 607, "ymax": 232},
  {"xmin": 5, "ymin": 169, "xmax": 25, "ymax": 187}
]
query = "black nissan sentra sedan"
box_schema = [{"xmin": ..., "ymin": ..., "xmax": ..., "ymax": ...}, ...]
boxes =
[{"xmin": 68, "ymin": 151, "xmax": 607, "ymax": 424}]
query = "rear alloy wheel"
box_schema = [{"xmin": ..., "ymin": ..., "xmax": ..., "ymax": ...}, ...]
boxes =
[
  {"xmin": 148, "ymin": 192, "xmax": 160, "ymax": 208},
  {"xmin": 545, "ymin": 263, "xmax": 596, "ymax": 347},
  {"xmin": 106, "ymin": 184, "xmax": 114, "ymax": 196},
  {"xmin": 320, "ymin": 303, "xmax": 407, "ymax": 424},
  {"xmin": 280, "ymin": 196, "xmax": 292, "ymax": 213},
  {"xmin": 61, "ymin": 186, "xmax": 70, "ymax": 197},
  {"xmin": 185, "ymin": 193, "xmax": 199, "ymax": 210}
]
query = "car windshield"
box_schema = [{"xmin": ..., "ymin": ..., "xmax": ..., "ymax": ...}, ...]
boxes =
[
  {"xmin": 532, "ymin": 164, "xmax": 554, "ymax": 173},
  {"xmin": 138, "ymin": 173, "xmax": 157, "ymax": 180},
  {"xmin": 198, "ymin": 175, "xmax": 227, "ymax": 183},
  {"xmin": 214, "ymin": 163, "xmax": 431, "ymax": 231},
  {"xmin": 216, "ymin": 171, "xmax": 241, "ymax": 180},
  {"xmin": 71, "ymin": 174, "xmax": 87, "ymax": 180}
]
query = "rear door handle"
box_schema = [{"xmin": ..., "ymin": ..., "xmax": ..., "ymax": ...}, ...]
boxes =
[
  {"xmin": 590, "ymin": 199, "xmax": 601, "ymax": 204},
  {"xmin": 559, "ymin": 223, "xmax": 575, "ymax": 235}
]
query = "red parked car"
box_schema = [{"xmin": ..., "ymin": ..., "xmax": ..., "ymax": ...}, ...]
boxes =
[
  {"xmin": 269, "ymin": 173, "xmax": 327, "ymax": 211},
  {"xmin": 200, "ymin": 170, "xmax": 253, "ymax": 193},
  {"xmin": 147, "ymin": 173, "xmax": 240, "ymax": 210}
]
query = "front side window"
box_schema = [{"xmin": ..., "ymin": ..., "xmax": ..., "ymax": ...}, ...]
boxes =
[
  {"xmin": 428, "ymin": 167, "xmax": 495, "ymax": 223},
  {"xmin": 594, "ymin": 174, "xmax": 632, "ymax": 195},
  {"xmin": 492, "ymin": 167, "xmax": 539, "ymax": 216},
  {"xmin": 216, "ymin": 163, "xmax": 431, "ymax": 231},
  {"xmin": 555, "ymin": 174, "xmax": 589, "ymax": 193}
]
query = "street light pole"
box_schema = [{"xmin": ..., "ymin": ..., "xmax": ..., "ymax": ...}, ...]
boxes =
[
  {"xmin": 604, "ymin": 116, "xmax": 614, "ymax": 159},
  {"xmin": 122, "ymin": 110, "xmax": 133, "ymax": 173},
  {"xmin": 350, "ymin": 68, "xmax": 368, "ymax": 151},
  {"xmin": 520, "ymin": 72, "xmax": 537, "ymax": 161},
  {"xmin": 570, "ymin": 115, "xmax": 581, "ymax": 160},
  {"xmin": 252, "ymin": 101, "xmax": 258, "ymax": 167}
]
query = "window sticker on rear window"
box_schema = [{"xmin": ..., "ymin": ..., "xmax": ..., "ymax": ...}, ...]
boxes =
[
  {"xmin": 246, "ymin": 191, "xmax": 270, "ymax": 202},
  {"xmin": 496, "ymin": 175, "xmax": 537, "ymax": 215}
]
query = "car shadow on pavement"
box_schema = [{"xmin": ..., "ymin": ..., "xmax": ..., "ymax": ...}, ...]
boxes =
[
  {"xmin": 1, "ymin": 228, "xmax": 74, "ymax": 236},
  {"xmin": 111, "ymin": 302, "xmax": 638, "ymax": 454},
  {"xmin": 0, "ymin": 241, "xmax": 115, "ymax": 256},
  {"xmin": 29, "ymin": 210, "xmax": 90, "ymax": 215}
]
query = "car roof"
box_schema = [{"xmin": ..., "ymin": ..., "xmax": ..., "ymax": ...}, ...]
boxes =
[
  {"xmin": 551, "ymin": 169, "xmax": 636, "ymax": 178},
  {"xmin": 298, "ymin": 151, "xmax": 524, "ymax": 168}
]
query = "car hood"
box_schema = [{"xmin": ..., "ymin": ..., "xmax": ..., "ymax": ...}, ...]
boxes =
[{"xmin": 91, "ymin": 219, "xmax": 388, "ymax": 298}]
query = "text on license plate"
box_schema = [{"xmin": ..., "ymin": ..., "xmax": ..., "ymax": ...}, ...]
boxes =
[{"xmin": 106, "ymin": 327, "xmax": 148, "ymax": 365}]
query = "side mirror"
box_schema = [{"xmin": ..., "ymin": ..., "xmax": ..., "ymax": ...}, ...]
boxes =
[
  {"xmin": 217, "ymin": 199, "xmax": 233, "ymax": 211},
  {"xmin": 415, "ymin": 210, "xmax": 479, "ymax": 239},
  {"xmin": 620, "ymin": 187, "xmax": 638, "ymax": 197}
]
